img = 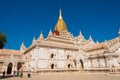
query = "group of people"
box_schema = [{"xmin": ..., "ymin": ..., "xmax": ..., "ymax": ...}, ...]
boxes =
[{"xmin": 2, "ymin": 70, "xmax": 31, "ymax": 78}]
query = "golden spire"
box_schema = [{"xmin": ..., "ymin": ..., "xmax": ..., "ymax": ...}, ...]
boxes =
[
  {"xmin": 54, "ymin": 9, "xmax": 67, "ymax": 31},
  {"xmin": 59, "ymin": 8, "xmax": 62, "ymax": 19}
]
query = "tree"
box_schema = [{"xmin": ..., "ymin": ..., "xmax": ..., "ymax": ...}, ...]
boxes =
[{"xmin": 0, "ymin": 32, "xmax": 7, "ymax": 49}]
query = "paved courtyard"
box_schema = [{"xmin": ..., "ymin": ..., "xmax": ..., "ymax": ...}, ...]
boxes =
[{"xmin": 0, "ymin": 73, "xmax": 120, "ymax": 80}]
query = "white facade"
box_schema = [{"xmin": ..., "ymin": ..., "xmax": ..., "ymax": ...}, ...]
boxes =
[
  {"xmin": 1, "ymin": 9, "xmax": 120, "ymax": 74},
  {"xmin": 20, "ymin": 9, "xmax": 120, "ymax": 73}
]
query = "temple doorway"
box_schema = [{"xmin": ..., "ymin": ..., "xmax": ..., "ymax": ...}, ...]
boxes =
[
  {"xmin": 73, "ymin": 60, "xmax": 77, "ymax": 68},
  {"xmin": 68, "ymin": 64, "xmax": 71, "ymax": 69},
  {"xmin": 17, "ymin": 62, "xmax": 22, "ymax": 71},
  {"xmin": 7, "ymin": 62, "xmax": 13, "ymax": 74},
  {"xmin": 51, "ymin": 54, "xmax": 54, "ymax": 58},
  {"xmin": 79, "ymin": 59, "xmax": 84, "ymax": 69},
  {"xmin": 51, "ymin": 64, "xmax": 54, "ymax": 69}
]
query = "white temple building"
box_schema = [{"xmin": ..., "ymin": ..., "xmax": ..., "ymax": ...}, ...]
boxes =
[{"xmin": 0, "ymin": 9, "xmax": 120, "ymax": 74}]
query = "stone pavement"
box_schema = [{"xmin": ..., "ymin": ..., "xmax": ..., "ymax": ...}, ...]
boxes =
[{"xmin": 0, "ymin": 73, "xmax": 120, "ymax": 80}]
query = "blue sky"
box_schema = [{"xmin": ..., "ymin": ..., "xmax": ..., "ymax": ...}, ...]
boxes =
[{"xmin": 0, "ymin": 0, "xmax": 120, "ymax": 50}]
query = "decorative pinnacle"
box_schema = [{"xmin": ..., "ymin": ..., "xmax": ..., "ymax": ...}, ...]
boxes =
[
  {"xmin": 105, "ymin": 40, "xmax": 107, "ymax": 42},
  {"xmin": 59, "ymin": 8, "xmax": 63, "ymax": 19},
  {"xmin": 38, "ymin": 30, "xmax": 44, "ymax": 40},
  {"xmin": 39, "ymin": 30, "xmax": 43, "ymax": 37},
  {"xmin": 49, "ymin": 28, "xmax": 52, "ymax": 33},
  {"xmin": 79, "ymin": 31, "xmax": 82, "ymax": 35},
  {"xmin": 119, "ymin": 28, "xmax": 120, "ymax": 36},
  {"xmin": 48, "ymin": 28, "xmax": 53, "ymax": 36},
  {"xmin": 33, "ymin": 36, "xmax": 36, "ymax": 41},
  {"xmin": 96, "ymin": 40, "xmax": 99, "ymax": 44},
  {"xmin": 89, "ymin": 35, "xmax": 92, "ymax": 40},
  {"xmin": 21, "ymin": 41, "xmax": 24, "ymax": 46}
]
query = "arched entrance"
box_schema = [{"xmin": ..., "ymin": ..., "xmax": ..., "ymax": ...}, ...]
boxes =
[
  {"xmin": 17, "ymin": 62, "xmax": 22, "ymax": 71},
  {"xmin": 51, "ymin": 54, "xmax": 54, "ymax": 58},
  {"xmin": 68, "ymin": 64, "xmax": 71, "ymax": 69},
  {"xmin": 51, "ymin": 64, "xmax": 54, "ymax": 69},
  {"xmin": 73, "ymin": 60, "xmax": 76, "ymax": 68},
  {"xmin": 7, "ymin": 62, "xmax": 13, "ymax": 74},
  {"xmin": 80, "ymin": 60, "xmax": 84, "ymax": 69},
  {"xmin": 67, "ymin": 55, "xmax": 70, "ymax": 59}
]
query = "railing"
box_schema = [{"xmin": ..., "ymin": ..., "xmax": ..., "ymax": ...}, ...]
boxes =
[
  {"xmin": 36, "ymin": 69, "xmax": 79, "ymax": 73},
  {"xmin": 83, "ymin": 68, "xmax": 110, "ymax": 73}
]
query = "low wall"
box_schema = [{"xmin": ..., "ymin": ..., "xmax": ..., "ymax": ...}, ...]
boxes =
[{"xmin": 83, "ymin": 68, "xmax": 110, "ymax": 73}]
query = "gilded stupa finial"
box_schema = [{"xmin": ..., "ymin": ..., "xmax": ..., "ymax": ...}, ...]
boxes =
[
  {"xmin": 59, "ymin": 8, "xmax": 63, "ymax": 19},
  {"xmin": 54, "ymin": 8, "xmax": 67, "ymax": 32}
]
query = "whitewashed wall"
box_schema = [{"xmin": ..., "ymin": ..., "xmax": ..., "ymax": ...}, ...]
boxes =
[{"xmin": 99, "ymin": 59, "xmax": 105, "ymax": 67}]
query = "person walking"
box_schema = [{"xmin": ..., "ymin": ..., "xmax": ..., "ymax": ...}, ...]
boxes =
[
  {"xmin": 27, "ymin": 70, "xmax": 31, "ymax": 78},
  {"xmin": 13, "ymin": 71, "xmax": 16, "ymax": 77},
  {"xmin": 20, "ymin": 69, "xmax": 23, "ymax": 78},
  {"xmin": 2, "ymin": 70, "xmax": 5, "ymax": 78},
  {"xmin": 16, "ymin": 71, "xmax": 19, "ymax": 77}
]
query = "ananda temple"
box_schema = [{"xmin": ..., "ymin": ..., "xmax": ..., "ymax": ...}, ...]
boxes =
[{"xmin": 0, "ymin": 9, "xmax": 120, "ymax": 75}]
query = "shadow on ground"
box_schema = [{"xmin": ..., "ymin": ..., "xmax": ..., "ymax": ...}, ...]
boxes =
[{"xmin": 0, "ymin": 75, "xmax": 13, "ymax": 79}]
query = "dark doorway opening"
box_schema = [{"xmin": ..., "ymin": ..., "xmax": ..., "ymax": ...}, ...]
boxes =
[
  {"xmin": 51, "ymin": 54, "xmax": 54, "ymax": 58},
  {"xmin": 7, "ymin": 62, "xmax": 13, "ymax": 74},
  {"xmin": 68, "ymin": 64, "xmax": 71, "ymax": 69},
  {"xmin": 67, "ymin": 55, "xmax": 69, "ymax": 59},
  {"xmin": 51, "ymin": 64, "xmax": 54, "ymax": 69},
  {"xmin": 73, "ymin": 60, "xmax": 76, "ymax": 67},
  {"xmin": 80, "ymin": 60, "xmax": 84, "ymax": 69},
  {"xmin": 17, "ymin": 62, "xmax": 22, "ymax": 71}
]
